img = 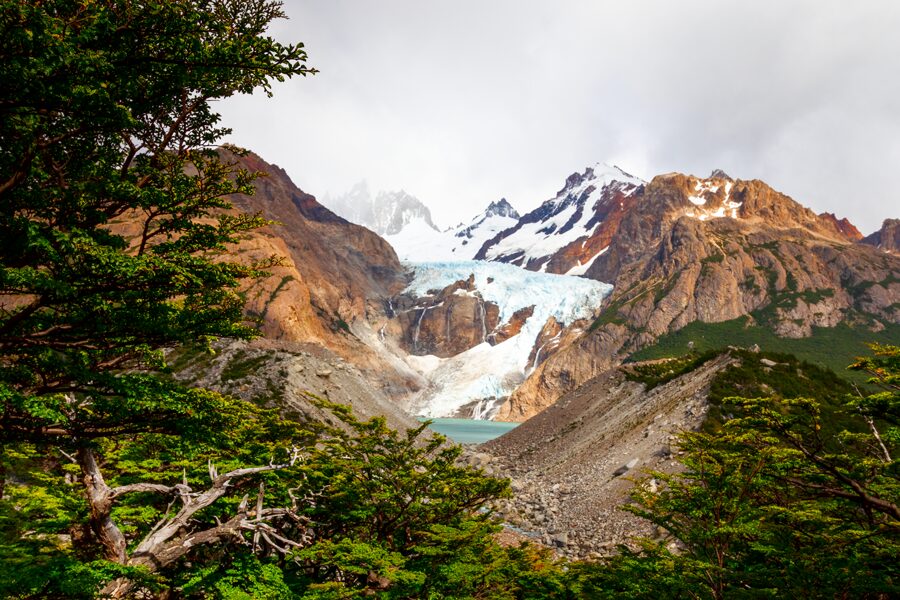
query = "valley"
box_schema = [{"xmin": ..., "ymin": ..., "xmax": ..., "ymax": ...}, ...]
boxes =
[{"xmin": 5, "ymin": 3, "xmax": 899, "ymax": 596}]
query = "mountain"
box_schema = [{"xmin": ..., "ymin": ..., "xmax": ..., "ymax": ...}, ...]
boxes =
[
  {"xmin": 320, "ymin": 181, "xmax": 376, "ymax": 227},
  {"xmin": 475, "ymin": 164, "xmax": 645, "ymax": 275},
  {"xmin": 862, "ymin": 218, "xmax": 900, "ymax": 254},
  {"xmin": 322, "ymin": 183, "xmax": 438, "ymax": 236},
  {"xmin": 327, "ymin": 189, "xmax": 523, "ymax": 262},
  {"xmin": 495, "ymin": 171, "xmax": 900, "ymax": 421},
  {"xmin": 210, "ymin": 150, "xmax": 435, "ymax": 400},
  {"xmin": 485, "ymin": 348, "xmax": 861, "ymax": 555},
  {"xmin": 485, "ymin": 353, "xmax": 739, "ymax": 555},
  {"xmin": 372, "ymin": 190, "xmax": 439, "ymax": 235},
  {"xmin": 448, "ymin": 198, "xmax": 521, "ymax": 259},
  {"xmin": 214, "ymin": 153, "xmax": 897, "ymax": 426},
  {"xmin": 819, "ymin": 212, "xmax": 863, "ymax": 241}
]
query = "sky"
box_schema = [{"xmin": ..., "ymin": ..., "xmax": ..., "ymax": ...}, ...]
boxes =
[{"xmin": 218, "ymin": 0, "xmax": 900, "ymax": 233}]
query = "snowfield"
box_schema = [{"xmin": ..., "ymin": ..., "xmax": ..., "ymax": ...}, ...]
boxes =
[
  {"xmin": 385, "ymin": 213, "xmax": 519, "ymax": 262},
  {"xmin": 401, "ymin": 261, "xmax": 612, "ymax": 419}
]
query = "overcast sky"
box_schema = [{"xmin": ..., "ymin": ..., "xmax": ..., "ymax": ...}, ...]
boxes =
[{"xmin": 218, "ymin": 0, "xmax": 900, "ymax": 233}]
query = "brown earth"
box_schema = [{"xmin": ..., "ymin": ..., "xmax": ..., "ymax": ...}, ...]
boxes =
[{"xmin": 484, "ymin": 353, "xmax": 739, "ymax": 557}]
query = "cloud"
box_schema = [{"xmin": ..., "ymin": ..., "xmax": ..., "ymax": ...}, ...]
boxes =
[{"xmin": 218, "ymin": 0, "xmax": 900, "ymax": 233}]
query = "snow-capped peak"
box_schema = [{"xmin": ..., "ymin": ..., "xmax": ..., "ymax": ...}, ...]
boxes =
[
  {"xmin": 385, "ymin": 198, "xmax": 521, "ymax": 262},
  {"xmin": 477, "ymin": 162, "xmax": 645, "ymax": 270},
  {"xmin": 372, "ymin": 190, "xmax": 437, "ymax": 235}
]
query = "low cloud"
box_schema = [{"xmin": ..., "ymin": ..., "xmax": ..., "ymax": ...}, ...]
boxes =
[{"xmin": 219, "ymin": 0, "xmax": 900, "ymax": 233}]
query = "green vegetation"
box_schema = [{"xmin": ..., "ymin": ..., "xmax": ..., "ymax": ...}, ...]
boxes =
[
  {"xmin": 584, "ymin": 344, "xmax": 900, "ymax": 599},
  {"xmin": 220, "ymin": 350, "xmax": 271, "ymax": 382},
  {"xmin": 589, "ymin": 297, "xmax": 627, "ymax": 330},
  {"xmin": 630, "ymin": 317, "xmax": 900, "ymax": 383},
  {"xmin": 703, "ymin": 349, "xmax": 859, "ymax": 439},
  {"xmin": 624, "ymin": 351, "xmax": 717, "ymax": 390}
]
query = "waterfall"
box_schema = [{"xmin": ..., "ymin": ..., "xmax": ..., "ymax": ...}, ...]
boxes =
[
  {"xmin": 471, "ymin": 397, "xmax": 503, "ymax": 420},
  {"xmin": 412, "ymin": 307, "xmax": 426, "ymax": 351},
  {"xmin": 477, "ymin": 298, "xmax": 487, "ymax": 343},
  {"xmin": 531, "ymin": 343, "xmax": 546, "ymax": 371}
]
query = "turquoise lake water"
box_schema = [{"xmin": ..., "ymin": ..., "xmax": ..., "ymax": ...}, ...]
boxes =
[{"xmin": 423, "ymin": 418, "xmax": 519, "ymax": 444}]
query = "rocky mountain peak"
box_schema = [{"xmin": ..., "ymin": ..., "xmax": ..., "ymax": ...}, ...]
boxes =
[
  {"xmin": 372, "ymin": 190, "xmax": 437, "ymax": 235},
  {"xmin": 322, "ymin": 184, "xmax": 437, "ymax": 236},
  {"xmin": 819, "ymin": 212, "xmax": 863, "ymax": 241},
  {"xmin": 484, "ymin": 198, "xmax": 520, "ymax": 220},
  {"xmin": 709, "ymin": 168, "xmax": 732, "ymax": 180},
  {"xmin": 861, "ymin": 218, "xmax": 900, "ymax": 254},
  {"xmin": 475, "ymin": 162, "xmax": 645, "ymax": 273}
]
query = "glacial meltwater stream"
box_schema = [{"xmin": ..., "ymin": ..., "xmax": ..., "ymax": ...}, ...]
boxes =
[{"xmin": 423, "ymin": 418, "xmax": 519, "ymax": 444}]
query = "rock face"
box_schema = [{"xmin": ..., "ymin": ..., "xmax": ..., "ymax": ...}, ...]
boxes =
[
  {"xmin": 208, "ymin": 150, "xmax": 433, "ymax": 402},
  {"xmin": 819, "ymin": 212, "xmax": 863, "ymax": 241},
  {"xmin": 485, "ymin": 353, "xmax": 739, "ymax": 557},
  {"xmin": 175, "ymin": 340, "xmax": 418, "ymax": 433},
  {"xmin": 497, "ymin": 172, "xmax": 900, "ymax": 421},
  {"xmin": 476, "ymin": 164, "xmax": 644, "ymax": 275},
  {"xmin": 862, "ymin": 218, "xmax": 900, "ymax": 254},
  {"xmin": 392, "ymin": 275, "xmax": 501, "ymax": 357}
]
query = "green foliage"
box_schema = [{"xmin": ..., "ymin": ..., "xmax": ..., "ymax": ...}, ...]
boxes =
[
  {"xmin": 702, "ymin": 349, "xmax": 860, "ymax": 440},
  {"xmin": 0, "ymin": 0, "xmax": 314, "ymax": 443},
  {"xmin": 630, "ymin": 317, "xmax": 900, "ymax": 384},
  {"xmin": 624, "ymin": 351, "xmax": 717, "ymax": 390},
  {"xmin": 589, "ymin": 297, "xmax": 627, "ymax": 331},
  {"xmin": 220, "ymin": 350, "xmax": 271, "ymax": 382},
  {"xmin": 591, "ymin": 345, "xmax": 900, "ymax": 599}
]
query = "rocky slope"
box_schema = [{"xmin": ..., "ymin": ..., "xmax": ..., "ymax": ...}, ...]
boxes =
[
  {"xmin": 210, "ymin": 150, "xmax": 435, "ymax": 400},
  {"xmin": 496, "ymin": 171, "xmax": 900, "ymax": 421},
  {"xmin": 173, "ymin": 339, "xmax": 418, "ymax": 433},
  {"xmin": 862, "ymin": 218, "xmax": 900, "ymax": 254},
  {"xmin": 484, "ymin": 353, "xmax": 739, "ymax": 557}
]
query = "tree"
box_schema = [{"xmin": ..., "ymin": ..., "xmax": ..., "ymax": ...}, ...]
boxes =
[
  {"xmin": 0, "ymin": 0, "xmax": 314, "ymax": 443},
  {"xmin": 0, "ymin": 6, "xmax": 564, "ymax": 597},
  {"xmin": 0, "ymin": 0, "xmax": 317, "ymax": 595},
  {"xmin": 590, "ymin": 346, "xmax": 900, "ymax": 599}
]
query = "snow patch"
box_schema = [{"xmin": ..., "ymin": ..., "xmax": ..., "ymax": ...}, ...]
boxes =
[
  {"xmin": 384, "ymin": 210, "xmax": 519, "ymax": 262},
  {"xmin": 565, "ymin": 246, "xmax": 608, "ymax": 276}
]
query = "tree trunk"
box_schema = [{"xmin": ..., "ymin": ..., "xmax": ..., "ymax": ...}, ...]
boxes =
[{"xmin": 77, "ymin": 447, "xmax": 127, "ymax": 563}]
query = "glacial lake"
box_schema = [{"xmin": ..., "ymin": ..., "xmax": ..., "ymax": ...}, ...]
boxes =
[{"xmin": 423, "ymin": 418, "xmax": 519, "ymax": 444}]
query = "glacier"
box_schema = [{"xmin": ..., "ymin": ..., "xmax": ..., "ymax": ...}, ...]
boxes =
[
  {"xmin": 400, "ymin": 261, "xmax": 612, "ymax": 419},
  {"xmin": 385, "ymin": 212, "xmax": 519, "ymax": 262}
]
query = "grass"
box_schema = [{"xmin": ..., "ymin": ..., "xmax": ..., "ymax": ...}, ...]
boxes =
[{"xmin": 629, "ymin": 318, "xmax": 900, "ymax": 385}]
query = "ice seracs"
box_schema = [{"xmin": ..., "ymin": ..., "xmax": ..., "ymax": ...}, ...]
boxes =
[{"xmin": 399, "ymin": 261, "xmax": 612, "ymax": 419}]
